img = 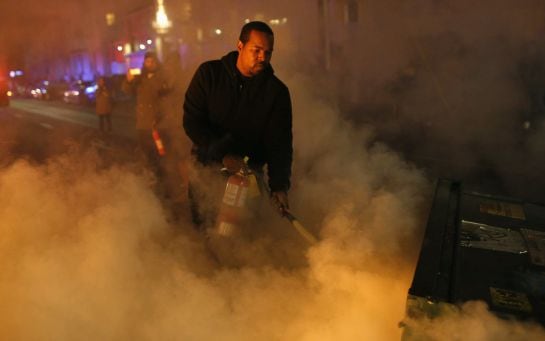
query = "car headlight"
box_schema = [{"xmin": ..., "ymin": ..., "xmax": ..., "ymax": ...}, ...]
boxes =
[{"xmin": 85, "ymin": 85, "xmax": 97, "ymax": 94}]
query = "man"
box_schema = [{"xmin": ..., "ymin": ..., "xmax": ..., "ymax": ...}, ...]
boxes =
[
  {"xmin": 124, "ymin": 51, "xmax": 168, "ymax": 159},
  {"xmin": 123, "ymin": 52, "xmax": 175, "ymax": 198},
  {"xmin": 183, "ymin": 21, "xmax": 293, "ymax": 225}
]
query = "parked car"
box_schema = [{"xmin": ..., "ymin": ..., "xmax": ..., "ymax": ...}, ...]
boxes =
[
  {"xmin": 46, "ymin": 81, "xmax": 69, "ymax": 101},
  {"xmin": 30, "ymin": 82, "xmax": 49, "ymax": 100},
  {"xmin": 29, "ymin": 80, "xmax": 69, "ymax": 101},
  {"xmin": 83, "ymin": 82, "xmax": 98, "ymax": 104},
  {"xmin": 63, "ymin": 80, "xmax": 96, "ymax": 105}
]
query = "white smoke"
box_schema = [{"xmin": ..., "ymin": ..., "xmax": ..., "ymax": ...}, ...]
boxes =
[
  {"xmin": 0, "ymin": 75, "xmax": 429, "ymax": 340},
  {"xmin": 1, "ymin": 73, "xmax": 544, "ymax": 339},
  {"xmin": 2, "ymin": 0, "xmax": 545, "ymax": 337},
  {"xmin": 404, "ymin": 301, "xmax": 545, "ymax": 341}
]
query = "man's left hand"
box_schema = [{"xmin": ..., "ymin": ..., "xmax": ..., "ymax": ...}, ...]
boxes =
[
  {"xmin": 222, "ymin": 154, "xmax": 245, "ymax": 173},
  {"xmin": 270, "ymin": 191, "xmax": 289, "ymax": 215}
]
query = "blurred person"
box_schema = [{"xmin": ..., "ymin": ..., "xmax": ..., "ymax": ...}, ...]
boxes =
[
  {"xmin": 123, "ymin": 51, "xmax": 172, "ymax": 197},
  {"xmin": 95, "ymin": 77, "xmax": 112, "ymax": 133},
  {"xmin": 183, "ymin": 21, "xmax": 293, "ymax": 229}
]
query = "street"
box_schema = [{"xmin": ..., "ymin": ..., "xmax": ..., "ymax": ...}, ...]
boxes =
[
  {"xmin": 0, "ymin": 98, "xmax": 137, "ymax": 163},
  {"xmin": 2, "ymin": 97, "xmax": 543, "ymax": 205}
]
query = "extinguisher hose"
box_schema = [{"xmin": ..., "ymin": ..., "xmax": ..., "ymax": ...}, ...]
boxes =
[
  {"xmin": 253, "ymin": 172, "xmax": 318, "ymax": 245},
  {"xmin": 281, "ymin": 209, "xmax": 318, "ymax": 245}
]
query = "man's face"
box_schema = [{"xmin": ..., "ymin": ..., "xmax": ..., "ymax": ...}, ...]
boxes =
[
  {"xmin": 236, "ymin": 30, "xmax": 274, "ymax": 77},
  {"xmin": 143, "ymin": 57, "xmax": 158, "ymax": 72}
]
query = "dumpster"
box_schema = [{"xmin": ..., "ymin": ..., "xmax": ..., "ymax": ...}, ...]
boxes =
[{"xmin": 403, "ymin": 178, "xmax": 545, "ymax": 338}]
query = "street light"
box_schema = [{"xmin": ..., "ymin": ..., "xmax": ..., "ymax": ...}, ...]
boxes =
[{"xmin": 152, "ymin": 0, "xmax": 172, "ymax": 61}]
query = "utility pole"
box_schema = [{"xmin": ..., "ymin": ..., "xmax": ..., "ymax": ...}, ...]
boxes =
[
  {"xmin": 318, "ymin": 0, "xmax": 331, "ymax": 71},
  {"xmin": 152, "ymin": 0, "xmax": 172, "ymax": 62}
]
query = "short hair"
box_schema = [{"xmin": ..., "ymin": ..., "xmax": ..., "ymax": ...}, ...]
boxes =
[
  {"xmin": 144, "ymin": 51, "xmax": 158, "ymax": 60},
  {"xmin": 239, "ymin": 21, "xmax": 274, "ymax": 44}
]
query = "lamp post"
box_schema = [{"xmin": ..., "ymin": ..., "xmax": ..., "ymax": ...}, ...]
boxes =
[{"xmin": 152, "ymin": 0, "xmax": 172, "ymax": 62}]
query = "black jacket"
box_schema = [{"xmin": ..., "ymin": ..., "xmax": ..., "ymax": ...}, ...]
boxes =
[{"xmin": 183, "ymin": 51, "xmax": 293, "ymax": 192}]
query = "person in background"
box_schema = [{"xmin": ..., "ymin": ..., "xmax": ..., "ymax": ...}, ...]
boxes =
[
  {"xmin": 123, "ymin": 51, "xmax": 169, "ymax": 176},
  {"xmin": 95, "ymin": 76, "xmax": 112, "ymax": 133}
]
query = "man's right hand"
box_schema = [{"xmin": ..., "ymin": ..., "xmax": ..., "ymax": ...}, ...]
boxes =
[
  {"xmin": 126, "ymin": 71, "xmax": 135, "ymax": 82},
  {"xmin": 222, "ymin": 154, "xmax": 245, "ymax": 173},
  {"xmin": 270, "ymin": 191, "xmax": 289, "ymax": 216}
]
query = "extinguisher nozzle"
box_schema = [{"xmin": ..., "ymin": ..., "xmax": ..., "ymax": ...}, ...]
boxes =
[{"xmin": 281, "ymin": 210, "xmax": 318, "ymax": 245}]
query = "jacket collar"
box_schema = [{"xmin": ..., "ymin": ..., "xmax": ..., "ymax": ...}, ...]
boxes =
[{"xmin": 221, "ymin": 51, "xmax": 273, "ymax": 82}]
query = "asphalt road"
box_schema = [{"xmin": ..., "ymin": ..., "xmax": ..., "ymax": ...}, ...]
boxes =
[
  {"xmin": 0, "ymin": 99, "xmax": 137, "ymax": 166},
  {"xmin": 2, "ymin": 97, "xmax": 543, "ymax": 205}
]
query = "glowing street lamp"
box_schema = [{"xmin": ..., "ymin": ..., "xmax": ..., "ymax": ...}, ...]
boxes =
[
  {"xmin": 152, "ymin": 0, "xmax": 172, "ymax": 61},
  {"xmin": 152, "ymin": 0, "xmax": 172, "ymax": 34}
]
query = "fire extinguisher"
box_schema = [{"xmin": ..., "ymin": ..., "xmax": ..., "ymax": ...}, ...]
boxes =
[
  {"xmin": 151, "ymin": 129, "xmax": 166, "ymax": 156},
  {"xmin": 215, "ymin": 169, "xmax": 250, "ymax": 237}
]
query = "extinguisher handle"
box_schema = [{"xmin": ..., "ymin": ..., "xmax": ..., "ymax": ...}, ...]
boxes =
[{"xmin": 220, "ymin": 162, "xmax": 251, "ymax": 176}]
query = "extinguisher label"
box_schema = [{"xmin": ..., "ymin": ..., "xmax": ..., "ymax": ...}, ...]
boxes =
[
  {"xmin": 217, "ymin": 221, "xmax": 236, "ymax": 236},
  {"xmin": 223, "ymin": 183, "xmax": 239, "ymax": 206},
  {"xmin": 223, "ymin": 183, "xmax": 249, "ymax": 207}
]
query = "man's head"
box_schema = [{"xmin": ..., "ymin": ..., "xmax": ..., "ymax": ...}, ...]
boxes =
[
  {"xmin": 236, "ymin": 21, "xmax": 274, "ymax": 77},
  {"xmin": 143, "ymin": 51, "xmax": 159, "ymax": 72}
]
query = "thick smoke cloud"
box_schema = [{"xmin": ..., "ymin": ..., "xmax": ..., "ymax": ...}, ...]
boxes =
[
  {"xmin": 1, "ymin": 0, "xmax": 545, "ymax": 339},
  {"xmin": 3, "ymin": 76, "xmax": 543, "ymax": 339},
  {"xmin": 405, "ymin": 301, "xmax": 545, "ymax": 341},
  {"xmin": 317, "ymin": 0, "xmax": 545, "ymax": 201},
  {"xmin": 0, "ymin": 75, "xmax": 431, "ymax": 340}
]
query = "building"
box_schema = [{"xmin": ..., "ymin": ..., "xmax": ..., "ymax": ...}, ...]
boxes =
[{"xmin": 20, "ymin": 0, "xmax": 366, "ymax": 91}]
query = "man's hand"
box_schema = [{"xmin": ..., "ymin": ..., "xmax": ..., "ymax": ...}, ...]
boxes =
[
  {"xmin": 126, "ymin": 70, "xmax": 135, "ymax": 82},
  {"xmin": 222, "ymin": 154, "xmax": 245, "ymax": 173},
  {"xmin": 270, "ymin": 191, "xmax": 289, "ymax": 215}
]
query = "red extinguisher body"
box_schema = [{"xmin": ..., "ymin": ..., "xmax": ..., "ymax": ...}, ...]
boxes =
[
  {"xmin": 215, "ymin": 171, "xmax": 250, "ymax": 236},
  {"xmin": 152, "ymin": 129, "xmax": 166, "ymax": 156}
]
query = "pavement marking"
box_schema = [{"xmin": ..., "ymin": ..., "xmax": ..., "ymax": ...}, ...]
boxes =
[
  {"xmin": 9, "ymin": 99, "xmax": 135, "ymax": 139},
  {"xmin": 39, "ymin": 123, "xmax": 54, "ymax": 130},
  {"xmin": 11, "ymin": 100, "xmax": 97, "ymax": 128}
]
